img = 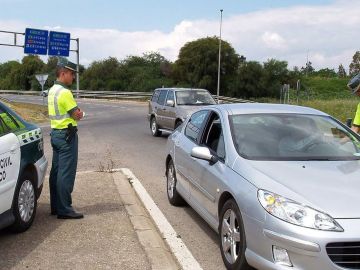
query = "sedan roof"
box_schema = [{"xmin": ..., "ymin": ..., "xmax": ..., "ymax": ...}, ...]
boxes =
[{"xmin": 209, "ymin": 103, "xmax": 328, "ymax": 116}]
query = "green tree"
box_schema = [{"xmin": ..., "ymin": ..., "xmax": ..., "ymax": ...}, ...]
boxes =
[
  {"xmin": 337, "ymin": 64, "xmax": 347, "ymax": 78},
  {"xmin": 0, "ymin": 61, "xmax": 21, "ymax": 89},
  {"xmin": 16, "ymin": 55, "xmax": 45, "ymax": 90},
  {"xmin": 349, "ymin": 51, "xmax": 360, "ymax": 76},
  {"xmin": 263, "ymin": 59, "xmax": 289, "ymax": 96},
  {"xmin": 80, "ymin": 57, "xmax": 121, "ymax": 90},
  {"xmin": 173, "ymin": 36, "xmax": 239, "ymax": 95},
  {"xmin": 120, "ymin": 52, "xmax": 174, "ymax": 91},
  {"xmin": 230, "ymin": 61, "xmax": 265, "ymax": 98},
  {"xmin": 301, "ymin": 61, "xmax": 315, "ymax": 76},
  {"xmin": 314, "ymin": 68, "xmax": 337, "ymax": 78}
]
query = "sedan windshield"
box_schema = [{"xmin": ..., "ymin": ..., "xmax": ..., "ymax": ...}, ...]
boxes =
[
  {"xmin": 176, "ymin": 90, "xmax": 216, "ymax": 106},
  {"xmin": 229, "ymin": 114, "xmax": 360, "ymax": 161}
]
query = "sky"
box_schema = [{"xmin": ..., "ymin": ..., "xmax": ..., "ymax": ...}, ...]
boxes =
[{"xmin": 0, "ymin": 0, "xmax": 359, "ymax": 72}]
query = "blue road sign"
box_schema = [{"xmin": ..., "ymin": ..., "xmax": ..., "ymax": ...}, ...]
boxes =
[
  {"xmin": 48, "ymin": 31, "xmax": 70, "ymax": 56},
  {"xmin": 24, "ymin": 28, "xmax": 49, "ymax": 55}
]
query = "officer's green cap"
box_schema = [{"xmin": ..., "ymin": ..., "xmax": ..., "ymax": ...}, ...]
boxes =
[
  {"xmin": 347, "ymin": 73, "xmax": 360, "ymax": 94},
  {"xmin": 57, "ymin": 57, "xmax": 77, "ymax": 72}
]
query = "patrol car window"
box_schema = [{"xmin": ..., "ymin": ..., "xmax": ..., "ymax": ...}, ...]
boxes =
[
  {"xmin": 151, "ymin": 90, "xmax": 160, "ymax": 102},
  {"xmin": 185, "ymin": 110, "xmax": 208, "ymax": 142},
  {"xmin": 157, "ymin": 90, "xmax": 168, "ymax": 106},
  {"xmin": 0, "ymin": 109, "xmax": 21, "ymax": 135}
]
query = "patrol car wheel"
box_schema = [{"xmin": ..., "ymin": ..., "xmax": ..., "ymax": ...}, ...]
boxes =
[
  {"xmin": 10, "ymin": 171, "xmax": 37, "ymax": 233},
  {"xmin": 150, "ymin": 117, "xmax": 162, "ymax": 137}
]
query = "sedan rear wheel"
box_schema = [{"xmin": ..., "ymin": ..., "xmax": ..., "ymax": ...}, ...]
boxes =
[
  {"xmin": 150, "ymin": 117, "xmax": 162, "ymax": 137},
  {"xmin": 166, "ymin": 159, "xmax": 185, "ymax": 206},
  {"xmin": 219, "ymin": 199, "xmax": 252, "ymax": 270}
]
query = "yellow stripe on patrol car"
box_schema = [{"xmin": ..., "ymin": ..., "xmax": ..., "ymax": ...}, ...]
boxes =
[{"xmin": 18, "ymin": 128, "xmax": 42, "ymax": 146}]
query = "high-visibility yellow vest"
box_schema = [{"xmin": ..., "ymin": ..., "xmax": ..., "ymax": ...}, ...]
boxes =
[
  {"xmin": 354, "ymin": 103, "xmax": 360, "ymax": 126},
  {"xmin": 48, "ymin": 83, "xmax": 78, "ymax": 129}
]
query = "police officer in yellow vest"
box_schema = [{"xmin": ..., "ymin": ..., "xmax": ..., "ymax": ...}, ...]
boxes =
[
  {"xmin": 48, "ymin": 57, "xmax": 84, "ymax": 219},
  {"xmin": 348, "ymin": 73, "xmax": 360, "ymax": 134}
]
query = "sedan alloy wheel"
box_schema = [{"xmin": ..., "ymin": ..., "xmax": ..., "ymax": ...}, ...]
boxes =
[
  {"xmin": 166, "ymin": 160, "xmax": 185, "ymax": 206},
  {"xmin": 220, "ymin": 199, "xmax": 251, "ymax": 269}
]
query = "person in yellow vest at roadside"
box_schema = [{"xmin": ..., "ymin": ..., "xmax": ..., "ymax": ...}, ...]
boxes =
[
  {"xmin": 48, "ymin": 57, "xmax": 85, "ymax": 219},
  {"xmin": 348, "ymin": 73, "xmax": 360, "ymax": 134}
]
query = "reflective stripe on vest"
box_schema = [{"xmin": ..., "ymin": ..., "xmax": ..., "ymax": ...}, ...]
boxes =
[{"xmin": 51, "ymin": 86, "xmax": 70, "ymax": 119}]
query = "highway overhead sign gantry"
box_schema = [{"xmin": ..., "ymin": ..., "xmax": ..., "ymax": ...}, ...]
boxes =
[
  {"xmin": 24, "ymin": 28, "xmax": 48, "ymax": 55},
  {"xmin": 48, "ymin": 31, "xmax": 70, "ymax": 56}
]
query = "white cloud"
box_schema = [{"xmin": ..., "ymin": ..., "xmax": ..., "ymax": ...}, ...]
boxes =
[
  {"xmin": 261, "ymin": 32, "xmax": 287, "ymax": 50},
  {"xmin": 0, "ymin": 0, "xmax": 359, "ymax": 71}
]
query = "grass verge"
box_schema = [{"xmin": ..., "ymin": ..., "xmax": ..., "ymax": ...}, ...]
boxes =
[
  {"xmin": 254, "ymin": 97, "xmax": 358, "ymax": 123},
  {"xmin": 4, "ymin": 101, "xmax": 48, "ymax": 124}
]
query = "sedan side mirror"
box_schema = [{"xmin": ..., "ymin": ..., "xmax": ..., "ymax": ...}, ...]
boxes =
[
  {"xmin": 191, "ymin": 146, "xmax": 218, "ymax": 164},
  {"xmin": 166, "ymin": 100, "xmax": 175, "ymax": 107}
]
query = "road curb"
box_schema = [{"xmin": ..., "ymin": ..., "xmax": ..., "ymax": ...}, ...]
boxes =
[
  {"xmin": 112, "ymin": 169, "xmax": 180, "ymax": 270},
  {"xmin": 119, "ymin": 168, "xmax": 203, "ymax": 270}
]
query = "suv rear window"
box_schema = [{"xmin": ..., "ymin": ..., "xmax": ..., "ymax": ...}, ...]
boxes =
[{"xmin": 151, "ymin": 90, "xmax": 160, "ymax": 102}]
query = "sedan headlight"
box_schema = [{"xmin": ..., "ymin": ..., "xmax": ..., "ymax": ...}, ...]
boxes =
[{"xmin": 258, "ymin": 190, "xmax": 343, "ymax": 232}]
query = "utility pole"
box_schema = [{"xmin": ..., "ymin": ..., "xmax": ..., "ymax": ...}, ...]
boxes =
[
  {"xmin": 216, "ymin": 9, "xmax": 223, "ymax": 104},
  {"xmin": 306, "ymin": 50, "xmax": 309, "ymax": 77}
]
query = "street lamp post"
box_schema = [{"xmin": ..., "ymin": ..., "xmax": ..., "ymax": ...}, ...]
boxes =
[{"xmin": 216, "ymin": 9, "xmax": 223, "ymax": 104}]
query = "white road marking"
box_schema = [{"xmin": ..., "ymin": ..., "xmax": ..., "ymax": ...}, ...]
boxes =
[{"xmin": 119, "ymin": 168, "xmax": 203, "ymax": 270}]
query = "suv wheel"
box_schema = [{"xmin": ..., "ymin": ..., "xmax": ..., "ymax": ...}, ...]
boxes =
[
  {"xmin": 10, "ymin": 171, "xmax": 37, "ymax": 233},
  {"xmin": 150, "ymin": 117, "xmax": 162, "ymax": 137},
  {"xmin": 175, "ymin": 120, "xmax": 183, "ymax": 129}
]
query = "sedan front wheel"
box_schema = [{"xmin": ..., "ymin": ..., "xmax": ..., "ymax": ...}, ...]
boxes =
[
  {"xmin": 10, "ymin": 172, "xmax": 37, "ymax": 233},
  {"xmin": 219, "ymin": 199, "xmax": 252, "ymax": 270}
]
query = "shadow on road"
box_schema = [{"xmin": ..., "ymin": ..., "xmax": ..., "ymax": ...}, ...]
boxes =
[{"xmin": 0, "ymin": 202, "xmax": 62, "ymax": 269}]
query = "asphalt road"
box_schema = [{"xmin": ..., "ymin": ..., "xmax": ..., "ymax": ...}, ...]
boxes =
[{"xmin": 2, "ymin": 94, "xmax": 225, "ymax": 270}]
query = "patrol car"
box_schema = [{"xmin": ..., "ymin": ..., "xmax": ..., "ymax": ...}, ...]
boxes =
[{"xmin": 0, "ymin": 101, "xmax": 48, "ymax": 232}]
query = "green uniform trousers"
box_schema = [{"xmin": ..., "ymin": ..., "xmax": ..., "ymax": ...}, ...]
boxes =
[{"xmin": 49, "ymin": 129, "xmax": 78, "ymax": 215}]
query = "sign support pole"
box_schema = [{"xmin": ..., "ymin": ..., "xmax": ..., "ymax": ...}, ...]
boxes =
[
  {"xmin": 76, "ymin": 38, "xmax": 80, "ymax": 98},
  {"xmin": 71, "ymin": 38, "xmax": 80, "ymax": 98}
]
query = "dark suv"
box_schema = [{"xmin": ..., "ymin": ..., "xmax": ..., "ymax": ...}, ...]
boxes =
[{"xmin": 148, "ymin": 88, "xmax": 216, "ymax": 136}]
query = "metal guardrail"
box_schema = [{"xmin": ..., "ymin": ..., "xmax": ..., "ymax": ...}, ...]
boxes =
[
  {"xmin": 0, "ymin": 95, "xmax": 10, "ymax": 103},
  {"xmin": 0, "ymin": 90, "xmax": 253, "ymax": 103},
  {"xmin": 216, "ymin": 95, "xmax": 254, "ymax": 103}
]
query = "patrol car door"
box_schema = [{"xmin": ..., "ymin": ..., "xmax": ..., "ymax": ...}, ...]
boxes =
[{"xmin": 0, "ymin": 112, "xmax": 21, "ymax": 214}]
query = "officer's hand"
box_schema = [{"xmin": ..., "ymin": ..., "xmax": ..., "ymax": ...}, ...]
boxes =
[{"xmin": 72, "ymin": 109, "xmax": 83, "ymax": 120}]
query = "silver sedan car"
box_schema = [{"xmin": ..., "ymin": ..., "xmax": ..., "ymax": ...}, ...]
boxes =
[{"xmin": 165, "ymin": 103, "xmax": 360, "ymax": 270}]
